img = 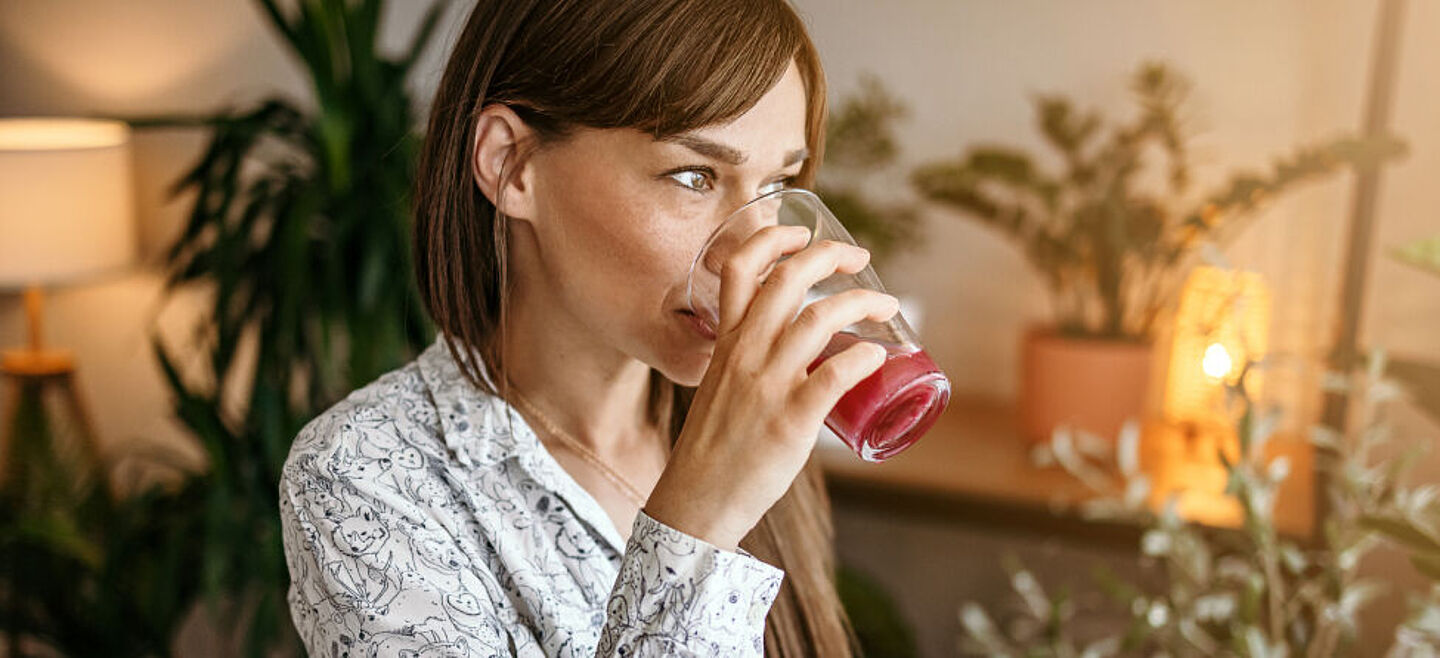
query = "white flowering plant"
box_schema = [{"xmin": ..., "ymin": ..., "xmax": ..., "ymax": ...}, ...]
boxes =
[{"xmin": 960, "ymin": 339, "xmax": 1440, "ymax": 656}]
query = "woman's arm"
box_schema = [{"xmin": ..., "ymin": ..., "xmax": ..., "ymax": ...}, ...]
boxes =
[
  {"xmin": 598, "ymin": 511, "xmax": 782, "ymax": 655},
  {"xmin": 280, "ymin": 424, "xmax": 784, "ymax": 657}
]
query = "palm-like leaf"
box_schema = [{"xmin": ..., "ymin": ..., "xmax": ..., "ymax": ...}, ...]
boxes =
[{"xmin": 141, "ymin": 0, "xmax": 443, "ymax": 654}]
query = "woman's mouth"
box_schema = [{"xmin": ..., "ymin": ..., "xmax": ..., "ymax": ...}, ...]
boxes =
[{"xmin": 677, "ymin": 309, "xmax": 717, "ymax": 341}]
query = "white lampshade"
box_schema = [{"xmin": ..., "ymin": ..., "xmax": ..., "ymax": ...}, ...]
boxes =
[{"xmin": 0, "ymin": 118, "xmax": 137, "ymax": 290}]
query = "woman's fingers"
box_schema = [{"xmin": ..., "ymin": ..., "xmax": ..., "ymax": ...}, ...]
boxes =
[
  {"xmin": 717, "ymin": 225, "xmax": 811, "ymax": 335},
  {"xmin": 771, "ymin": 289, "xmax": 899, "ymax": 372},
  {"xmin": 656, "ymin": 226, "xmax": 900, "ymax": 552},
  {"xmin": 739, "ymin": 240, "xmax": 871, "ymax": 341},
  {"xmin": 790, "ymin": 339, "xmax": 887, "ymax": 425}
]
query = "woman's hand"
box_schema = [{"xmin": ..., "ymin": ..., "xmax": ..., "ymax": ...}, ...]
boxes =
[{"xmin": 644, "ymin": 226, "xmax": 899, "ymax": 550}]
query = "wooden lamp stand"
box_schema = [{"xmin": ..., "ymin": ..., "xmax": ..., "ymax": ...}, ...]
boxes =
[{"xmin": 0, "ymin": 285, "xmax": 101, "ymax": 479}]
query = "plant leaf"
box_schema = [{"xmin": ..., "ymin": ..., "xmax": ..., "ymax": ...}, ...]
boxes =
[
  {"xmin": 1412, "ymin": 554, "xmax": 1440, "ymax": 583},
  {"xmin": 1389, "ymin": 356, "xmax": 1440, "ymax": 425},
  {"xmin": 1361, "ymin": 515, "xmax": 1440, "ymax": 553}
]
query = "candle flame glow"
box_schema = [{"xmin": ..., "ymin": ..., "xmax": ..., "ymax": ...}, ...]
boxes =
[{"xmin": 1202, "ymin": 342, "xmax": 1233, "ymax": 380}]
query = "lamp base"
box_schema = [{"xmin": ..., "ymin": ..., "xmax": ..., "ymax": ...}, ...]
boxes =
[
  {"xmin": 0, "ymin": 346, "xmax": 101, "ymax": 493},
  {"xmin": 1, "ymin": 347, "xmax": 75, "ymax": 376}
]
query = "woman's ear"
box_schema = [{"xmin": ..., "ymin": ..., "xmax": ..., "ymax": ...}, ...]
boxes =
[{"xmin": 471, "ymin": 104, "xmax": 539, "ymax": 222}]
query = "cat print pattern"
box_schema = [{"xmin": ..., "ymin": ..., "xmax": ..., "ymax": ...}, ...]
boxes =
[{"xmin": 280, "ymin": 336, "xmax": 784, "ymax": 657}]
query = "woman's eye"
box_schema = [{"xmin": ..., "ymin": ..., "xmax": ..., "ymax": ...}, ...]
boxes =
[
  {"xmin": 670, "ymin": 170, "xmax": 713, "ymax": 192},
  {"xmin": 758, "ymin": 177, "xmax": 795, "ymax": 197}
]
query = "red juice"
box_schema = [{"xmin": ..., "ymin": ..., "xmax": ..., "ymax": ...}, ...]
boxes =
[{"xmin": 808, "ymin": 332, "xmax": 951, "ymax": 462}]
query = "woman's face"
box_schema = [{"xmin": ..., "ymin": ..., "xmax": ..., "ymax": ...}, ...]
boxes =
[{"xmin": 520, "ymin": 61, "xmax": 810, "ymax": 386}]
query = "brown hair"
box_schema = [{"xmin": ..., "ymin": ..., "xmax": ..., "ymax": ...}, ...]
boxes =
[{"xmin": 412, "ymin": 0, "xmax": 852, "ymax": 655}]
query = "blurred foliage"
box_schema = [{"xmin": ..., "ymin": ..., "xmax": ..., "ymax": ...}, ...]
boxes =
[
  {"xmin": 960, "ymin": 303, "xmax": 1440, "ymax": 655},
  {"xmin": 1388, "ymin": 357, "xmax": 1440, "ymax": 427},
  {"xmin": 819, "ymin": 75, "xmax": 922, "ymax": 269},
  {"xmin": 1, "ymin": 382, "xmax": 202, "ymax": 657},
  {"xmin": 1370, "ymin": 241, "xmax": 1440, "ymax": 579},
  {"xmin": 825, "ymin": 75, "xmax": 907, "ymax": 170},
  {"xmin": 912, "ymin": 62, "xmax": 1407, "ymax": 342},
  {"xmin": 1384, "ymin": 235, "xmax": 1440, "ymax": 425},
  {"xmin": 1392, "ymin": 235, "xmax": 1440, "ymax": 279},
  {"xmin": 836, "ymin": 565, "xmax": 919, "ymax": 658},
  {"xmin": 136, "ymin": 0, "xmax": 445, "ymax": 654}
]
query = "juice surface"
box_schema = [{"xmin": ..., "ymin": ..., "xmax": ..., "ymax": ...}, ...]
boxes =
[{"xmin": 809, "ymin": 332, "xmax": 950, "ymax": 461}]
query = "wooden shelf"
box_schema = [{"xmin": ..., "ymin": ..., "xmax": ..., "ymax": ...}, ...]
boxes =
[{"xmin": 817, "ymin": 394, "xmax": 1316, "ymax": 544}]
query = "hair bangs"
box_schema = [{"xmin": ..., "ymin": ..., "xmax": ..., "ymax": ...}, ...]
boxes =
[
  {"xmin": 618, "ymin": 0, "xmax": 803, "ymax": 137},
  {"xmin": 512, "ymin": 0, "xmax": 809, "ymax": 139}
]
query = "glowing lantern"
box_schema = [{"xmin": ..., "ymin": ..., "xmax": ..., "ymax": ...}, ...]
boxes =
[
  {"xmin": 1202, "ymin": 343, "xmax": 1234, "ymax": 380},
  {"xmin": 1163, "ymin": 266, "xmax": 1271, "ymax": 427}
]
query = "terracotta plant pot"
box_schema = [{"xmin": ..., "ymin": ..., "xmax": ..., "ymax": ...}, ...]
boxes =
[{"xmin": 1019, "ymin": 327, "xmax": 1155, "ymax": 444}]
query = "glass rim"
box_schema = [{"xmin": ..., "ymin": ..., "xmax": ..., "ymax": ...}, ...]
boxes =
[{"xmin": 685, "ymin": 186, "xmax": 826, "ymax": 316}]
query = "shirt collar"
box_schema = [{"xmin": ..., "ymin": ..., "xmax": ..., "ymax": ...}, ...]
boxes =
[
  {"xmin": 416, "ymin": 334, "xmax": 531, "ymax": 469},
  {"xmin": 414, "ymin": 334, "xmax": 628, "ymax": 552}
]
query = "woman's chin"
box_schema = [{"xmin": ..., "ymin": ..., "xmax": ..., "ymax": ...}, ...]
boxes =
[
  {"xmin": 650, "ymin": 312, "xmax": 715, "ymax": 387},
  {"xmin": 653, "ymin": 349, "xmax": 712, "ymax": 388}
]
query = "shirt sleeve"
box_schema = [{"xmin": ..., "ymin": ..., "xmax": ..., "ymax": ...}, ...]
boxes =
[
  {"xmin": 596, "ymin": 511, "xmax": 785, "ymax": 656},
  {"xmin": 281, "ymin": 424, "xmax": 784, "ymax": 657},
  {"xmin": 280, "ymin": 451, "xmax": 528, "ymax": 656}
]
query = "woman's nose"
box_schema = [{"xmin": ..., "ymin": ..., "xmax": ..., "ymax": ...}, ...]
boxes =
[{"xmin": 701, "ymin": 196, "xmax": 783, "ymax": 275}]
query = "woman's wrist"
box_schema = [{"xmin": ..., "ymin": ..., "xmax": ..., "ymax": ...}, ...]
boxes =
[{"xmin": 642, "ymin": 482, "xmax": 751, "ymax": 552}]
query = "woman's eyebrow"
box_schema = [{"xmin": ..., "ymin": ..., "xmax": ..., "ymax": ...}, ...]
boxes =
[{"xmin": 662, "ymin": 134, "xmax": 808, "ymax": 169}]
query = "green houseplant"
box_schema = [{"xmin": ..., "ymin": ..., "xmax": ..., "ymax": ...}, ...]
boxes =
[
  {"xmin": 135, "ymin": 0, "xmax": 444, "ymax": 654},
  {"xmin": 1384, "ymin": 235, "xmax": 1440, "ymax": 427},
  {"xmin": 0, "ymin": 382, "xmax": 204, "ymax": 657},
  {"xmin": 819, "ymin": 74, "xmax": 921, "ymax": 270},
  {"xmin": 1362, "ymin": 235, "xmax": 1440, "ymax": 588},
  {"xmin": 910, "ymin": 62, "xmax": 1404, "ymax": 443},
  {"xmin": 1390, "ymin": 235, "xmax": 1440, "ymax": 279},
  {"xmin": 960, "ymin": 339, "xmax": 1440, "ymax": 656}
]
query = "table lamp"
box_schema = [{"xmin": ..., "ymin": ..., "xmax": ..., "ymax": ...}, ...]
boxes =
[{"xmin": 0, "ymin": 117, "xmax": 137, "ymax": 475}]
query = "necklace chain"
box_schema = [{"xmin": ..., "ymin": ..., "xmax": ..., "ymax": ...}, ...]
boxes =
[{"xmin": 505, "ymin": 383, "xmax": 650, "ymax": 507}]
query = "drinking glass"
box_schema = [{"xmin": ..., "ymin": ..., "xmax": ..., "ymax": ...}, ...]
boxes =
[{"xmin": 686, "ymin": 188, "xmax": 950, "ymax": 462}]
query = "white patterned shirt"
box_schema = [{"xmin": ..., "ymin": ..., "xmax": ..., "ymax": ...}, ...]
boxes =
[{"xmin": 279, "ymin": 336, "xmax": 785, "ymax": 656}]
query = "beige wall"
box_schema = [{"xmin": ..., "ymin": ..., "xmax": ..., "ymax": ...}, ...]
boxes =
[{"xmin": 1, "ymin": 1, "xmax": 1436, "ymax": 655}]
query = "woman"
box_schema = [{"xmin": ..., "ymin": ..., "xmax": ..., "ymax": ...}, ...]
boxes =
[{"xmin": 279, "ymin": 0, "xmax": 900, "ymax": 655}]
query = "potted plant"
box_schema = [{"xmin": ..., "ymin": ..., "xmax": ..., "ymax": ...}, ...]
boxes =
[
  {"xmin": 133, "ymin": 0, "xmax": 444, "ymax": 654},
  {"xmin": 818, "ymin": 75, "xmax": 925, "ymax": 329},
  {"xmin": 0, "ymin": 379, "xmax": 203, "ymax": 657},
  {"xmin": 961, "ymin": 341, "xmax": 1440, "ymax": 656},
  {"xmin": 1381, "ymin": 234, "xmax": 1440, "ymax": 426},
  {"xmin": 911, "ymin": 62, "xmax": 1403, "ymax": 443},
  {"xmin": 819, "ymin": 75, "xmax": 921, "ymax": 268}
]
